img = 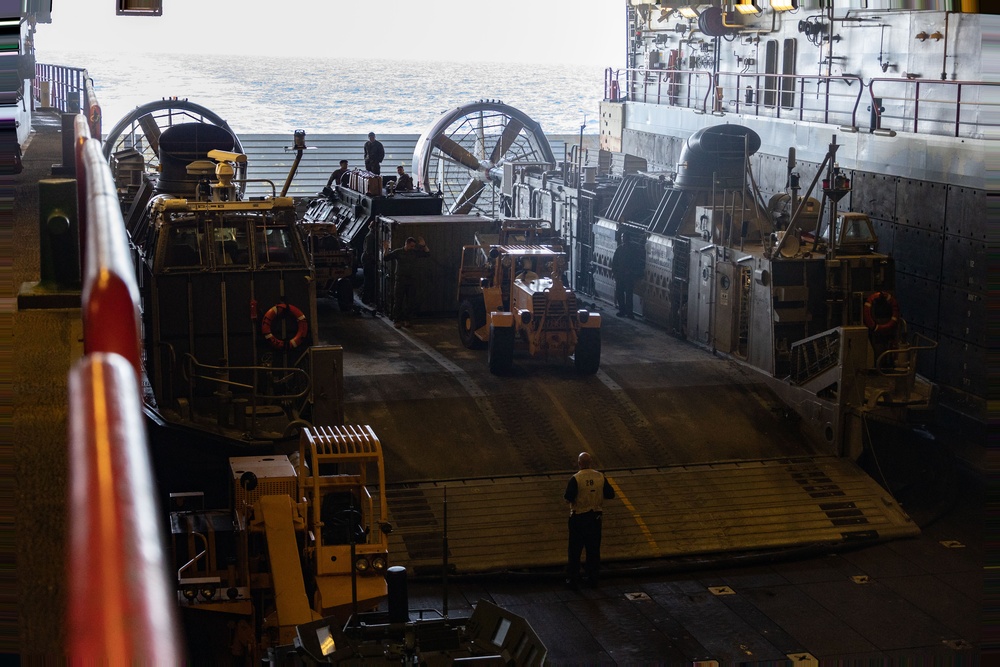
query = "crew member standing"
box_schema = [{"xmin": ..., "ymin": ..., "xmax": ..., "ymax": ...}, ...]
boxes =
[
  {"xmin": 564, "ymin": 451, "xmax": 614, "ymax": 588},
  {"xmin": 364, "ymin": 132, "xmax": 385, "ymax": 174},
  {"xmin": 382, "ymin": 235, "xmax": 430, "ymax": 328},
  {"xmin": 611, "ymin": 233, "xmax": 645, "ymax": 318}
]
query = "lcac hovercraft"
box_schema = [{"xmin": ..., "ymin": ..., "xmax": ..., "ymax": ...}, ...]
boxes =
[{"xmin": 107, "ymin": 102, "xmax": 343, "ymax": 450}]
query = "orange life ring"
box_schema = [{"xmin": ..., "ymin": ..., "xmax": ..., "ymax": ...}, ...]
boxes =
[
  {"xmin": 261, "ymin": 302, "xmax": 308, "ymax": 350},
  {"xmin": 863, "ymin": 291, "xmax": 900, "ymax": 334}
]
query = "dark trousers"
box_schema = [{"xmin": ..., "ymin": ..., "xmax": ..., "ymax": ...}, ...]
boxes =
[
  {"xmin": 567, "ymin": 511, "xmax": 603, "ymax": 582},
  {"xmin": 392, "ymin": 280, "xmax": 417, "ymax": 322},
  {"xmin": 362, "ymin": 261, "xmax": 377, "ymax": 304},
  {"xmin": 615, "ymin": 278, "xmax": 636, "ymax": 316}
]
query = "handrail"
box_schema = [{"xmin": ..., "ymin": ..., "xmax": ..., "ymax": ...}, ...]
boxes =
[
  {"xmin": 66, "ymin": 353, "xmax": 183, "ymax": 663},
  {"xmin": 68, "ymin": 112, "xmax": 181, "ymax": 660},
  {"xmin": 868, "ymin": 77, "xmax": 998, "ymax": 138},
  {"xmin": 79, "ymin": 135, "xmax": 142, "ymax": 377},
  {"xmin": 718, "ymin": 71, "xmax": 864, "ymax": 127},
  {"xmin": 84, "ymin": 76, "xmax": 102, "ymax": 140},
  {"xmin": 33, "ymin": 63, "xmax": 102, "ymax": 138},
  {"xmin": 605, "ymin": 66, "xmax": 995, "ymax": 140},
  {"xmin": 73, "ymin": 116, "xmax": 91, "ymax": 267},
  {"xmin": 181, "ymin": 354, "xmax": 312, "ymax": 401}
]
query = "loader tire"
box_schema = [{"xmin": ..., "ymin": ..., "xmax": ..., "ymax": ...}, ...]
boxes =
[
  {"xmin": 488, "ymin": 324, "xmax": 514, "ymax": 375},
  {"xmin": 458, "ymin": 298, "xmax": 487, "ymax": 349},
  {"xmin": 574, "ymin": 328, "xmax": 601, "ymax": 375}
]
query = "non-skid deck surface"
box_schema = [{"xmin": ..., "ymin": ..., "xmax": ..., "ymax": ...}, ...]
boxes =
[{"xmin": 385, "ymin": 456, "xmax": 918, "ymax": 574}]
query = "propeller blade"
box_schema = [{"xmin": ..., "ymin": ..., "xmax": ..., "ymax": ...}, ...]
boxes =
[
  {"xmin": 433, "ymin": 134, "xmax": 482, "ymax": 172},
  {"xmin": 489, "ymin": 119, "xmax": 523, "ymax": 165},
  {"xmin": 450, "ymin": 178, "xmax": 485, "ymax": 215},
  {"xmin": 137, "ymin": 113, "xmax": 161, "ymax": 156}
]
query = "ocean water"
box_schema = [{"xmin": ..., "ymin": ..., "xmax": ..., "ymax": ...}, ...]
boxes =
[{"xmin": 38, "ymin": 50, "xmax": 608, "ymax": 137}]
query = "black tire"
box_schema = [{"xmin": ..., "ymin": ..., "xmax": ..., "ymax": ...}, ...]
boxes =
[
  {"xmin": 335, "ymin": 278, "xmax": 354, "ymax": 312},
  {"xmin": 574, "ymin": 328, "xmax": 601, "ymax": 375},
  {"xmin": 488, "ymin": 324, "xmax": 514, "ymax": 375},
  {"xmin": 458, "ymin": 298, "xmax": 487, "ymax": 349}
]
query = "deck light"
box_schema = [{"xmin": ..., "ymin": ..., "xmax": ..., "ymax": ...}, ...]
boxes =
[
  {"xmin": 735, "ymin": 0, "xmax": 761, "ymax": 13},
  {"xmin": 116, "ymin": 0, "xmax": 162, "ymax": 15},
  {"xmin": 769, "ymin": 0, "xmax": 798, "ymax": 10},
  {"xmin": 678, "ymin": 6, "xmax": 700, "ymax": 18}
]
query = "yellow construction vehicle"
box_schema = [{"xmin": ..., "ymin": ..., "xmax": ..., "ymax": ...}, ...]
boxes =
[
  {"xmin": 169, "ymin": 425, "xmax": 391, "ymax": 662},
  {"xmin": 457, "ymin": 243, "xmax": 602, "ymax": 374}
]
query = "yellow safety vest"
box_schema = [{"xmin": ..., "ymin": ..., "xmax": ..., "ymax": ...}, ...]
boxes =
[{"xmin": 571, "ymin": 469, "xmax": 606, "ymax": 514}]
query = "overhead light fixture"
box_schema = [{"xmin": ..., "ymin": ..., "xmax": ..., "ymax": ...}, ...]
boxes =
[
  {"xmin": 678, "ymin": 6, "xmax": 700, "ymax": 18},
  {"xmin": 116, "ymin": 0, "xmax": 162, "ymax": 15},
  {"xmin": 735, "ymin": 0, "xmax": 761, "ymax": 13},
  {"xmin": 769, "ymin": 0, "xmax": 798, "ymax": 10}
]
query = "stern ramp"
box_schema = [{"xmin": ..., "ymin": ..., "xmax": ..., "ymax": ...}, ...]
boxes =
[{"xmin": 384, "ymin": 456, "xmax": 917, "ymax": 574}]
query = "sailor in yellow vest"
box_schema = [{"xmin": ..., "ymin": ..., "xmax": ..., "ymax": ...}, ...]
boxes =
[{"xmin": 564, "ymin": 451, "xmax": 615, "ymax": 588}]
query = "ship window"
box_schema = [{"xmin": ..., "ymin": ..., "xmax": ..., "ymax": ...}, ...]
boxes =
[
  {"xmin": 781, "ymin": 39, "xmax": 797, "ymax": 109},
  {"xmin": 763, "ymin": 40, "xmax": 778, "ymax": 107},
  {"xmin": 163, "ymin": 227, "xmax": 204, "ymax": 268},
  {"xmin": 213, "ymin": 223, "xmax": 250, "ymax": 267},
  {"xmin": 492, "ymin": 617, "xmax": 512, "ymax": 646},
  {"xmin": 256, "ymin": 226, "xmax": 300, "ymax": 265}
]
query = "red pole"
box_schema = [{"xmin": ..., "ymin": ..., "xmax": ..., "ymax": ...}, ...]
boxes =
[
  {"xmin": 74, "ymin": 114, "xmax": 90, "ymax": 274},
  {"xmin": 66, "ymin": 353, "xmax": 183, "ymax": 663},
  {"xmin": 79, "ymin": 138, "xmax": 142, "ymax": 380}
]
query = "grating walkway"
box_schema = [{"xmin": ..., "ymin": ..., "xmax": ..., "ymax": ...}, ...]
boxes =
[{"xmin": 384, "ymin": 456, "xmax": 918, "ymax": 575}]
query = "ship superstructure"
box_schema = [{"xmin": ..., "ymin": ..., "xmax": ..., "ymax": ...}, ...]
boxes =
[{"xmin": 493, "ymin": 2, "xmax": 989, "ymax": 454}]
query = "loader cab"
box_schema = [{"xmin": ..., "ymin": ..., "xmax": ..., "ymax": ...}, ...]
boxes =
[
  {"xmin": 319, "ymin": 490, "xmax": 369, "ymax": 546},
  {"xmin": 298, "ymin": 427, "xmax": 390, "ymax": 617},
  {"xmin": 492, "ymin": 245, "xmax": 566, "ymax": 309}
]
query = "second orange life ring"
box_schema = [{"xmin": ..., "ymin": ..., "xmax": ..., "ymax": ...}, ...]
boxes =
[
  {"xmin": 863, "ymin": 291, "xmax": 900, "ymax": 334},
  {"xmin": 261, "ymin": 302, "xmax": 308, "ymax": 350}
]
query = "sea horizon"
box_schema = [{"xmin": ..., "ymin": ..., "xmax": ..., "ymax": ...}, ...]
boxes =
[{"xmin": 36, "ymin": 49, "xmax": 611, "ymax": 138}]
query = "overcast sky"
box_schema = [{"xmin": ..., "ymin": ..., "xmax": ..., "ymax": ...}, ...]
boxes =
[{"xmin": 34, "ymin": 0, "xmax": 625, "ymax": 66}]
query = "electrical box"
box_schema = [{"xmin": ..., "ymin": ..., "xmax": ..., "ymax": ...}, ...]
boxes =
[{"xmin": 231, "ymin": 456, "xmax": 297, "ymax": 512}]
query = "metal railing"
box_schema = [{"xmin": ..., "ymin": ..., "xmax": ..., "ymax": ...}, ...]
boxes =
[
  {"xmin": 34, "ymin": 63, "xmax": 102, "ymax": 138},
  {"xmin": 868, "ymin": 77, "xmax": 999, "ymax": 138},
  {"xmin": 67, "ymin": 117, "xmax": 183, "ymax": 662},
  {"xmin": 605, "ymin": 67, "xmax": 996, "ymax": 139}
]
